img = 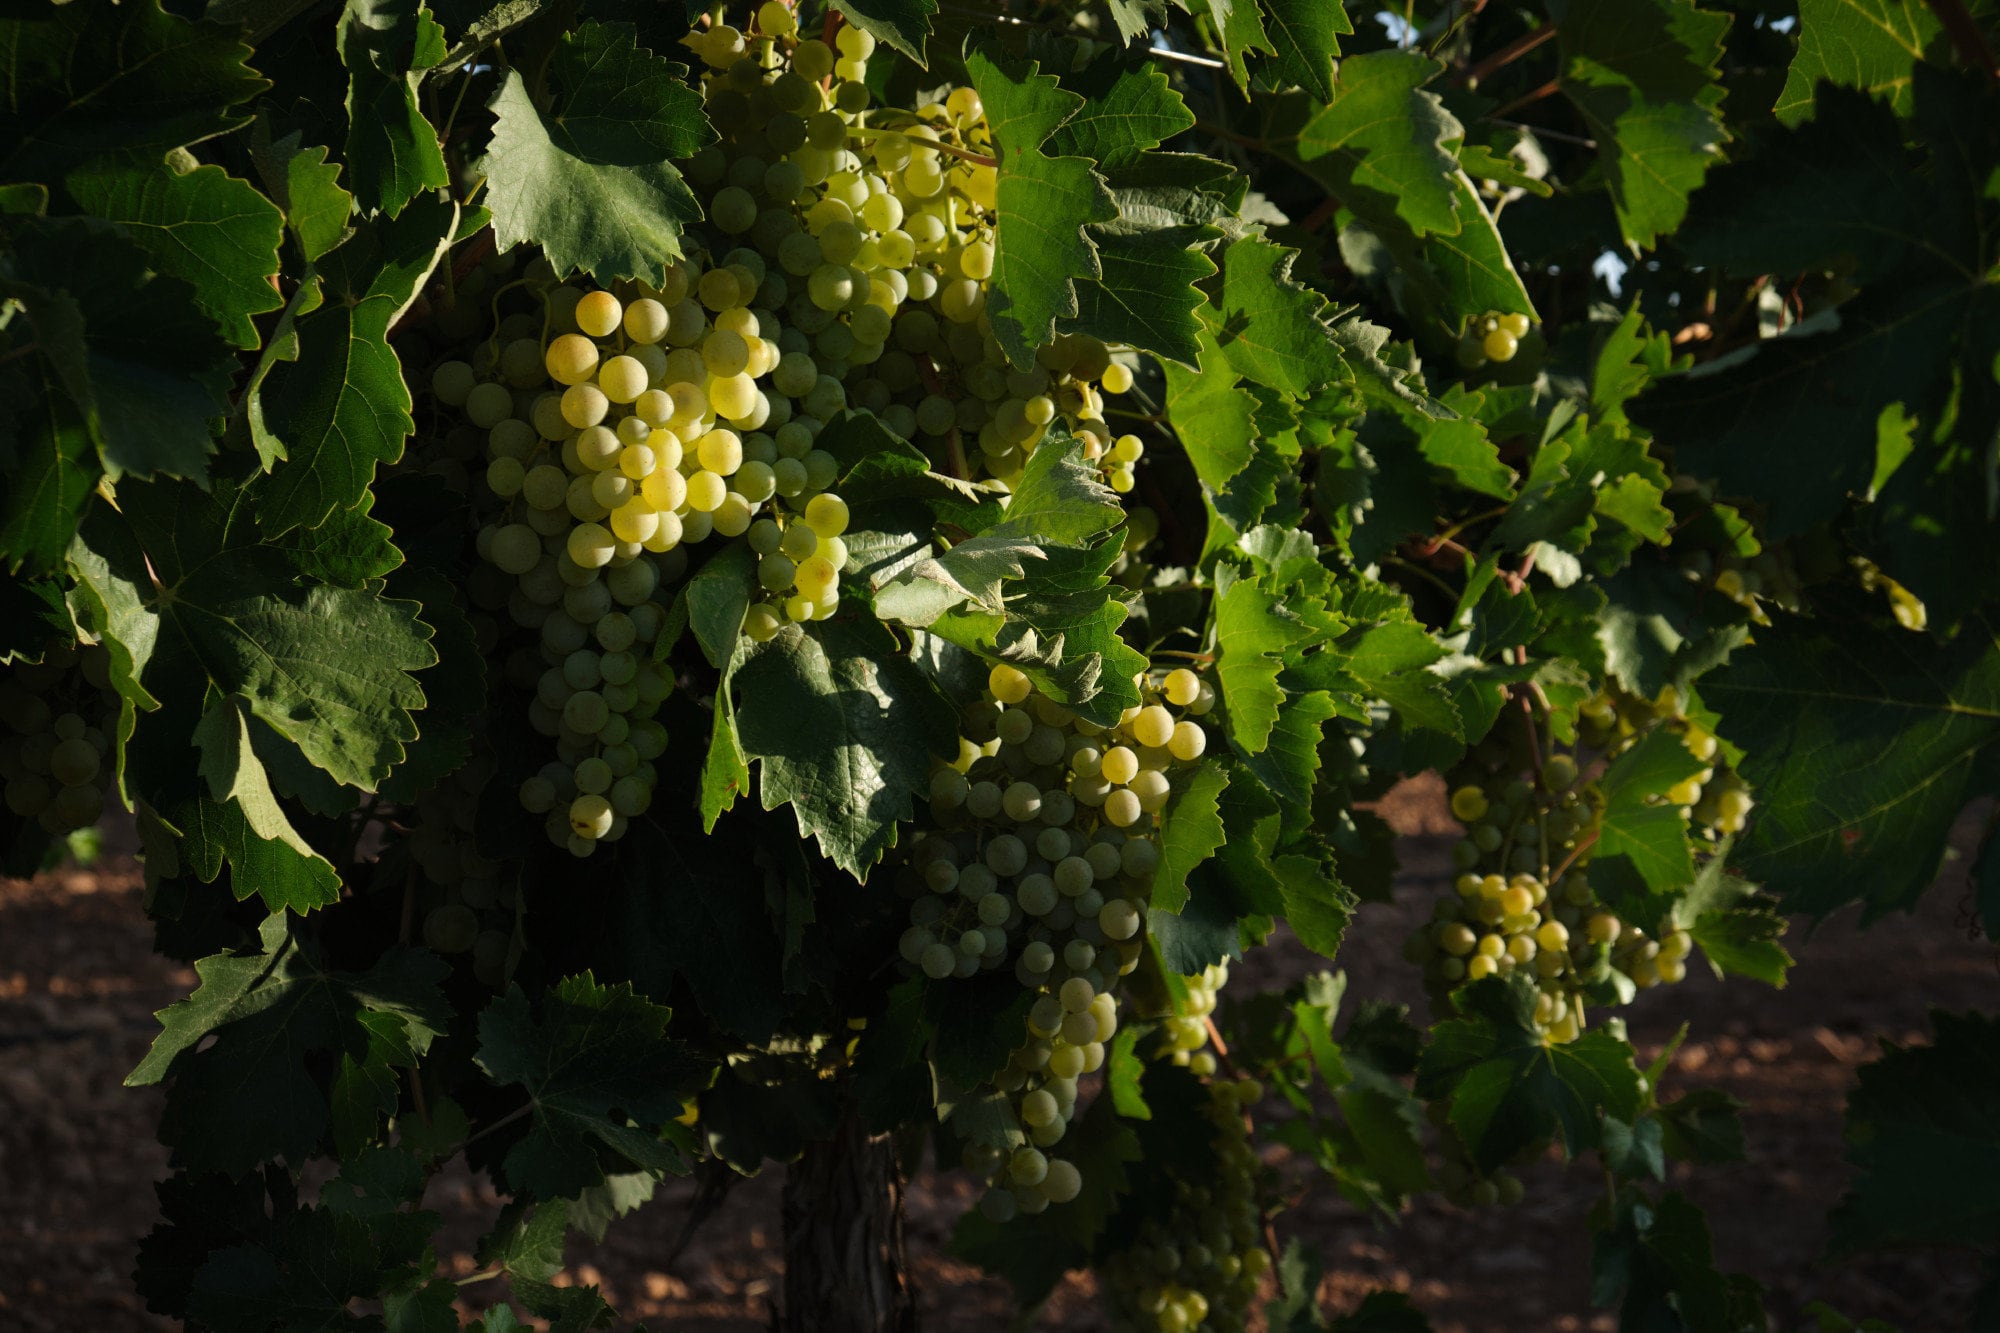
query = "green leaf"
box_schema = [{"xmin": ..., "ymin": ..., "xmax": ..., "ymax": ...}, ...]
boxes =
[
  {"xmin": 1151, "ymin": 759, "xmax": 1230, "ymax": 912},
  {"xmin": 1261, "ymin": 0, "xmax": 1350, "ymax": 101},
  {"xmin": 129, "ymin": 913, "xmax": 449, "ymax": 1174},
  {"xmin": 0, "ymin": 214, "xmax": 234, "ymax": 482},
  {"xmin": 1215, "ymin": 237, "xmax": 1351, "ymax": 396},
  {"xmin": 1592, "ymin": 1191, "xmax": 1765, "ymax": 1333},
  {"xmin": 734, "ymin": 617, "xmax": 957, "ymax": 879},
  {"xmin": 964, "ymin": 45, "xmax": 1117, "ymax": 367},
  {"xmin": 190, "ymin": 695, "xmax": 341, "ymax": 907},
  {"xmin": 1066, "ymin": 228, "xmax": 1216, "ymax": 367},
  {"xmin": 474, "ymin": 974, "xmax": 706, "ymax": 1199},
  {"xmin": 484, "ymin": 21, "xmax": 713, "ymax": 285},
  {"xmin": 1288, "ymin": 51, "xmax": 1463, "ymax": 240},
  {"xmin": 173, "ymin": 796, "xmax": 344, "ymax": 913},
  {"xmin": 1829, "ymin": 1010, "xmax": 2000, "ymax": 1254},
  {"xmin": 1214, "ymin": 578, "xmax": 1316, "ymax": 753},
  {"xmin": 0, "ymin": 357, "xmax": 96, "ymax": 573},
  {"xmin": 338, "ymin": 0, "xmax": 450, "ymax": 218},
  {"xmin": 253, "ymin": 129, "xmax": 355, "ymax": 263},
  {"xmin": 1775, "ymin": 0, "xmax": 1942, "ymax": 124},
  {"xmin": 1588, "ymin": 729, "xmax": 1705, "ymax": 912},
  {"xmin": 1549, "ymin": 0, "xmax": 1732, "ymax": 250},
  {"xmin": 251, "ymin": 193, "xmax": 456, "ymax": 534},
  {"xmin": 1658, "ymin": 1087, "xmax": 1747, "ymax": 1164},
  {"xmin": 1415, "ymin": 975, "xmax": 1642, "ymax": 1172},
  {"xmin": 685, "ymin": 543, "xmax": 756, "ymax": 669},
  {"xmin": 64, "ymin": 161, "xmax": 284, "ymax": 350},
  {"xmin": 1674, "ymin": 86, "xmax": 1918, "ymax": 285},
  {"xmin": 830, "ymin": 0, "xmax": 937, "ymax": 64},
  {"xmin": 68, "ymin": 478, "xmax": 438, "ymax": 793},
  {"xmin": 0, "ymin": 0, "xmax": 267, "ymax": 181},
  {"xmin": 1205, "ymin": 0, "xmax": 1273, "ymax": 90},
  {"xmin": 1701, "ymin": 606, "xmax": 2000, "ymax": 920}
]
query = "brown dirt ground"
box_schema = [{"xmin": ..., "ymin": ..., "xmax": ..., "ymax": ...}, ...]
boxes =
[{"xmin": 1, "ymin": 781, "xmax": 1993, "ymax": 1332}]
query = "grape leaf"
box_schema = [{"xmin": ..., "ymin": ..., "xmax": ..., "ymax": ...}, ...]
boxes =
[
  {"xmin": 1586, "ymin": 728, "xmax": 1705, "ymax": 915},
  {"xmin": 1050, "ymin": 59, "xmax": 1194, "ymax": 168},
  {"xmin": 964, "ymin": 45, "xmax": 1117, "ymax": 368},
  {"xmin": 1284, "ymin": 50, "xmax": 1464, "ymax": 241},
  {"xmin": 189, "ymin": 695, "xmax": 341, "ymax": 909},
  {"xmin": 1674, "ymin": 86, "xmax": 1917, "ymax": 285},
  {"xmin": 0, "ymin": 0, "xmax": 268, "ymax": 181},
  {"xmin": 474, "ymin": 974, "xmax": 706, "ymax": 1199},
  {"xmin": 252, "ymin": 128, "xmax": 355, "ymax": 263},
  {"xmin": 1165, "ymin": 311, "xmax": 1260, "ymax": 494},
  {"xmin": 1702, "ymin": 604, "xmax": 2000, "ymax": 920},
  {"xmin": 0, "ymin": 214, "xmax": 234, "ymax": 482},
  {"xmin": 1214, "ymin": 579, "xmax": 1316, "ymax": 752},
  {"xmin": 483, "ymin": 20, "xmax": 714, "ymax": 286},
  {"xmin": 1233, "ymin": 687, "xmax": 1342, "ymax": 807},
  {"xmin": 0, "ymin": 356, "xmax": 96, "ymax": 573},
  {"xmin": 831, "ymin": 0, "xmax": 937, "ymax": 64},
  {"xmin": 1065, "ymin": 228, "xmax": 1216, "ymax": 367},
  {"xmin": 68, "ymin": 478, "xmax": 437, "ymax": 794},
  {"xmin": 1830, "ymin": 1009, "xmax": 2000, "ymax": 1254},
  {"xmin": 338, "ymin": 0, "xmax": 451, "ymax": 218},
  {"xmin": 250, "ymin": 193, "xmax": 456, "ymax": 534},
  {"xmin": 1592, "ymin": 1191, "xmax": 1765, "ymax": 1333},
  {"xmin": 1215, "ymin": 237, "xmax": 1351, "ymax": 396},
  {"xmin": 1549, "ymin": 0, "xmax": 1732, "ymax": 250},
  {"xmin": 128, "ymin": 912, "xmax": 449, "ymax": 1175},
  {"xmin": 1775, "ymin": 0, "xmax": 1942, "ymax": 124},
  {"xmin": 1414, "ymin": 975, "xmax": 1642, "ymax": 1172},
  {"xmin": 1151, "ymin": 760, "xmax": 1230, "ymax": 913},
  {"xmin": 1205, "ymin": 0, "xmax": 1273, "ymax": 91},
  {"xmin": 1261, "ymin": 0, "xmax": 1350, "ymax": 102},
  {"xmin": 734, "ymin": 616, "xmax": 957, "ymax": 879},
  {"xmin": 64, "ymin": 160, "xmax": 285, "ymax": 349}
]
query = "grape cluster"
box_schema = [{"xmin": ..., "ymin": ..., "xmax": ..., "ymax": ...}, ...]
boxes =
[
  {"xmin": 423, "ymin": 10, "xmax": 1163, "ymax": 857},
  {"xmin": 895, "ymin": 663, "xmax": 1214, "ymax": 1218},
  {"xmin": 0, "ymin": 642, "xmax": 118, "ymax": 842},
  {"xmin": 1456, "ymin": 310, "xmax": 1532, "ymax": 368},
  {"xmin": 403, "ymin": 752, "xmax": 524, "ymax": 988},
  {"xmin": 1100, "ymin": 1077, "xmax": 1269, "ymax": 1333},
  {"xmin": 1159, "ymin": 960, "xmax": 1230, "ymax": 1077},
  {"xmin": 1408, "ymin": 686, "xmax": 1753, "ymax": 1042},
  {"xmin": 681, "ymin": 5, "xmax": 1145, "ymax": 493}
]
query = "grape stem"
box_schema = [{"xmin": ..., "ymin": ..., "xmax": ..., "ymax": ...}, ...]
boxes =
[
  {"xmin": 1548, "ymin": 828, "xmax": 1598, "ymax": 885},
  {"xmin": 1927, "ymin": 0, "xmax": 2000, "ymax": 80},
  {"xmin": 1489, "ymin": 78, "xmax": 1561, "ymax": 119},
  {"xmin": 845, "ymin": 124, "xmax": 997, "ymax": 169},
  {"xmin": 1455, "ymin": 24, "xmax": 1556, "ymax": 88},
  {"xmin": 0, "ymin": 340, "xmax": 38, "ymax": 368}
]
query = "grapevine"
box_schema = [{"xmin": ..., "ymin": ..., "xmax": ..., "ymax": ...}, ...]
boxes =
[{"xmin": 1, "ymin": 2, "xmax": 1995, "ymax": 1331}]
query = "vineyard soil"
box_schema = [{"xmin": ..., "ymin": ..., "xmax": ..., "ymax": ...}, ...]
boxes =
[{"xmin": 4, "ymin": 787, "xmax": 1989, "ymax": 1333}]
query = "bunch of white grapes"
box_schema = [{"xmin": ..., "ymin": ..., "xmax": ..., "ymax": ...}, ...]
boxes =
[
  {"xmin": 423, "ymin": 7, "xmax": 1169, "ymax": 858},
  {"xmin": 1410, "ymin": 685, "xmax": 1749, "ymax": 1042},
  {"xmin": 1159, "ymin": 960, "xmax": 1230, "ymax": 1076},
  {"xmin": 0, "ymin": 641, "xmax": 118, "ymax": 842},
  {"xmin": 1100, "ymin": 1075, "xmax": 1269, "ymax": 1333},
  {"xmin": 402, "ymin": 750, "xmax": 524, "ymax": 988},
  {"xmin": 893, "ymin": 662, "xmax": 1214, "ymax": 1220},
  {"xmin": 681, "ymin": 5, "xmax": 1144, "ymax": 491}
]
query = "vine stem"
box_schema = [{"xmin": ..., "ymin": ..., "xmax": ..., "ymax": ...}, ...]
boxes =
[
  {"xmin": 1455, "ymin": 24, "xmax": 1555, "ymax": 87},
  {"xmin": 1926, "ymin": 0, "xmax": 2000, "ymax": 79},
  {"xmin": 1490, "ymin": 78, "xmax": 1561, "ymax": 119},
  {"xmin": 0, "ymin": 340, "xmax": 38, "ymax": 368},
  {"xmin": 1548, "ymin": 828, "xmax": 1599, "ymax": 885}
]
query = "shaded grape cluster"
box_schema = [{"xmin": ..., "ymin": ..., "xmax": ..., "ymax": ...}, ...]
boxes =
[
  {"xmin": 1100, "ymin": 1076, "xmax": 1269, "ymax": 1333},
  {"xmin": 0, "ymin": 641, "xmax": 119, "ymax": 844},
  {"xmin": 895, "ymin": 663, "xmax": 1214, "ymax": 1218}
]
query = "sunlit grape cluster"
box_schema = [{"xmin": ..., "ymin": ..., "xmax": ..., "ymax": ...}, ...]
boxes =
[
  {"xmin": 1101, "ymin": 1076, "xmax": 1269, "ymax": 1333},
  {"xmin": 422, "ymin": 9, "xmax": 1165, "ymax": 858},
  {"xmin": 682, "ymin": 5, "xmax": 1145, "ymax": 492},
  {"xmin": 1159, "ymin": 960, "xmax": 1230, "ymax": 1076},
  {"xmin": 1456, "ymin": 309, "xmax": 1532, "ymax": 368},
  {"xmin": 0, "ymin": 641, "xmax": 118, "ymax": 844},
  {"xmin": 1408, "ymin": 686, "xmax": 1754, "ymax": 1044},
  {"xmin": 894, "ymin": 663, "xmax": 1213, "ymax": 1217}
]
